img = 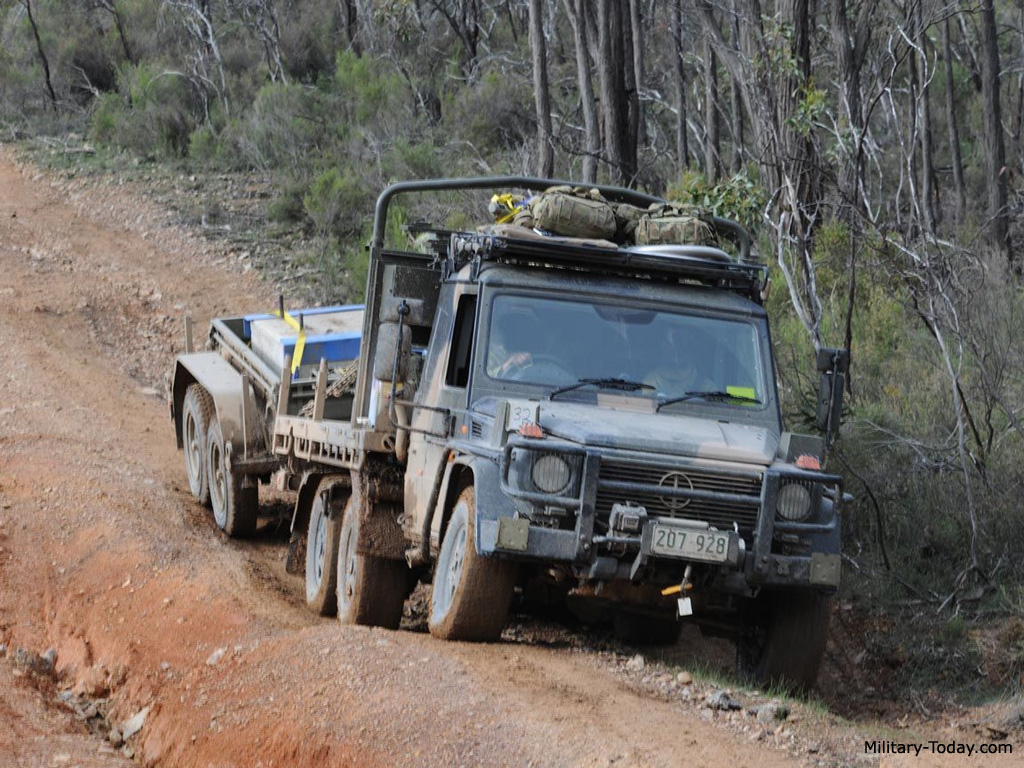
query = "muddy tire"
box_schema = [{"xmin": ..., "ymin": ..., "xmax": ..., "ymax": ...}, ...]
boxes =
[
  {"xmin": 206, "ymin": 418, "xmax": 259, "ymax": 538},
  {"xmin": 305, "ymin": 479, "xmax": 344, "ymax": 616},
  {"xmin": 736, "ymin": 590, "xmax": 830, "ymax": 693},
  {"xmin": 429, "ymin": 487, "xmax": 517, "ymax": 642},
  {"xmin": 613, "ymin": 610, "xmax": 682, "ymax": 646},
  {"xmin": 335, "ymin": 499, "xmax": 407, "ymax": 629},
  {"xmin": 182, "ymin": 384, "xmax": 214, "ymax": 506}
]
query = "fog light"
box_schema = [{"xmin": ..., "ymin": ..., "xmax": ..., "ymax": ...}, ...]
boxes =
[
  {"xmin": 776, "ymin": 483, "xmax": 812, "ymax": 521},
  {"xmin": 531, "ymin": 454, "xmax": 571, "ymax": 494}
]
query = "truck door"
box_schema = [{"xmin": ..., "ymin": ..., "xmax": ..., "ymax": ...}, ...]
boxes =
[{"xmin": 403, "ymin": 284, "xmax": 477, "ymax": 528}]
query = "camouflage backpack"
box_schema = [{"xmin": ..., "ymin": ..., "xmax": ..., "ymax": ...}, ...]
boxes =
[
  {"xmin": 634, "ymin": 203, "xmax": 717, "ymax": 246},
  {"xmin": 531, "ymin": 186, "xmax": 618, "ymax": 240}
]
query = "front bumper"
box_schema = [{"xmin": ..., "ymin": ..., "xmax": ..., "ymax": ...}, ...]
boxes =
[{"xmin": 476, "ymin": 437, "xmax": 842, "ymax": 592}]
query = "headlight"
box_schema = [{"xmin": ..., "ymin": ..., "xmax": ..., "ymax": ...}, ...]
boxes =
[
  {"xmin": 531, "ymin": 454, "xmax": 572, "ymax": 494},
  {"xmin": 776, "ymin": 482, "xmax": 812, "ymax": 521}
]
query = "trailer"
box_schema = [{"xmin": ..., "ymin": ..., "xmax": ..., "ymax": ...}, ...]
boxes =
[{"xmin": 170, "ymin": 177, "xmax": 848, "ymax": 690}]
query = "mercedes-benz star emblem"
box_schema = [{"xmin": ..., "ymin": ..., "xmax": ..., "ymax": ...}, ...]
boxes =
[{"xmin": 658, "ymin": 471, "xmax": 693, "ymax": 511}]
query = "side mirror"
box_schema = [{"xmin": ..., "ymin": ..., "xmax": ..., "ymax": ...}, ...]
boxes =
[
  {"xmin": 373, "ymin": 297, "xmax": 424, "ymax": 383},
  {"xmin": 815, "ymin": 348, "xmax": 850, "ymax": 443}
]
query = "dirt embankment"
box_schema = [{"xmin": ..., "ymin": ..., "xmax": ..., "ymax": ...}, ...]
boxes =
[{"xmin": 0, "ymin": 147, "xmax": 1019, "ymax": 768}]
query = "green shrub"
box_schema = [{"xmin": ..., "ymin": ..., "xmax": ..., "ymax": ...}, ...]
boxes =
[
  {"xmin": 303, "ymin": 167, "xmax": 369, "ymax": 239},
  {"xmin": 188, "ymin": 125, "xmax": 218, "ymax": 164},
  {"xmin": 88, "ymin": 64, "xmax": 194, "ymax": 158},
  {"xmin": 267, "ymin": 182, "xmax": 307, "ymax": 224},
  {"xmin": 667, "ymin": 171, "xmax": 766, "ymax": 233},
  {"xmin": 238, "ymin": 82, "xmax": 325, "ymax": 172},
  {"xmin": 446, "ymin": 69, "xmax": 531, "ymax": 157},
  {"xmin": 393, "ymin": 138, "xmax": 442, "ymax": 179},
  {"xmin": 89, "ymin": 92, "xmax": 121, "ymax": 146},
  {"xmin": 334, "ymin": 50, "xmax": 405, "ymax": 127}
]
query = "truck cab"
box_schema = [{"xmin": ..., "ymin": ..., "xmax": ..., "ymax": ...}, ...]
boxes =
[{"xmin": 388, "ymin": 220, "xmax": 843, "ymax": 689}]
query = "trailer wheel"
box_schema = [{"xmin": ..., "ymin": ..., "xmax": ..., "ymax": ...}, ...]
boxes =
[
  {"xmin": 736, "ymin": 590, "xmax": 831, "ymax": 693},
  {"xmin": 305, "ymin": 479, "xmax": 343, "ymax": 616},
  {"xmin": 206, "ymin": 418, "xmax": 258, "ymax": 538},
  {"xmin": 335, "ymin": 499, "xmax": 407, "ymax": 629},
  {"xmin": 182, "ymin": 384, "xmax": 214, "ymax": 506},
  {"xmin": 429, "ymin": 486, "xmax": 517, "ymax": 642}
]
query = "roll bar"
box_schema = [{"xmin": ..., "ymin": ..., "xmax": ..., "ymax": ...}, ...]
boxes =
[{"xmin": 370, "ymin": 176, "xmax": 752, "ymax": 262}]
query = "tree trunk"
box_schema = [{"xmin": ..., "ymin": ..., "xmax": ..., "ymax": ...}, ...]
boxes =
[
  {"xmin": 597, "ymin": 0, "xmax": 628, "ymax": 183},
  {"xmin": 729, "ymin": 1, "xmax": 743, "ymax": 172},
  {"xmin": 100, "ymin": 0, "xmax": 135, "ymax": 64},
  {"xmin": 565, "ymin": 0, "xmax": 599, "ymax": 182},
  {"xmin": 672, "ymin": 0, "xmax": 690, "ymax": 173},
  {"xmin": 979, "ymin": 0, "xmax": 1011, "ymax": 264},
  {"xmin": 830, "ymin": 0, "xmax": 877, "ymax": 217},
  {"xmin": 776, "ymin": 0, "xmax": 818, "ymax": 208},
  {"xmin": 340, "ymin": 0, "xmax": 361, "ymax": 57},
  {"xmin": 704, "ymin": 40, "xmax": 720, "ymax": 181},
  {"xmin": 629, "ymin": 0, "xmax": 645, "ymax": 146},
  {"xmin": 23, "ymin": 0, "xmax": 57, "ymax": 111},
  {"xmin": 911, "ymin": 0, "xmax": 937, "ymax": 233},
  {"xmin": 428, "ymin": 0, "xmax": 481, "ymax": 78},
  {"xmin": 942, "ymin": 17, "xmax": 966, "ymax": 224},
  {"xmin": 528, "ymin": 0, "xmax": 554, "ymax": 178},
  {"xmin": 622, "ymin": 1, "xmax": 639, "ymax": 182}
]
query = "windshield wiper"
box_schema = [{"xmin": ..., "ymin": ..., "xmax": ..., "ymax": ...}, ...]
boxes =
[
  {"xmin": 656, "ymin": 390, "xmax": 762, "ymax": 412},
  {"xmin": 550, "ymin": 377, "xmax": 656, "ymax": 401}
]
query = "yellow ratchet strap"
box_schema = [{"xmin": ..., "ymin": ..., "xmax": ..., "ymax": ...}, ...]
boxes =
[
  {"xmin": 276, "ymin": 309, "xmax": 307, "ymax": 377},
  {"xmin": 489, "ymin": 193, "xmax": 519, "ymax": 224}
]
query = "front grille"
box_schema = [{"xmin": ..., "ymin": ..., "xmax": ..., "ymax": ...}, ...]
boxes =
[{"xmin": 595, "ymin": 460, "xmax": 762, "ymax": 533}]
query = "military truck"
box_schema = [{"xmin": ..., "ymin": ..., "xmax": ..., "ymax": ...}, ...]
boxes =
[{"xmin": 170, "ymin": 177, "xmax": 848, "ymax": 690}]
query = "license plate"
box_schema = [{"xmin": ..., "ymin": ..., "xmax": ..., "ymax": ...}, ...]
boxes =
[{"xmin": 648, "ymin": 522, "xmax": 732, "ymax": 563}]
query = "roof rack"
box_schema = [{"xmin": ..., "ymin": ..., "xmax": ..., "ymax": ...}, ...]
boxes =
[{"xmin": 443, "ymin": 231, "xmax": 768, "ymax": 302}]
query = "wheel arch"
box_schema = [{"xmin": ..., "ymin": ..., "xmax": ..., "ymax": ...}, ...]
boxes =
[
  {"xmin": 172, "ymin": 353, "xmax": 250, "ymax": 452},
  {"xmin": 171, "ymin": 361, "xmax": 198, "ymax": 450},
  {"xmin": 291, "ymin": 472, "xmax": 352, "ymax": 534},
  {"xmin": 432, "ymin": 460, "xmax": 476, "ymax": 556},
  {"xmin": 431, "ymin": 456, "xmax": 517, "ymax": 559}
]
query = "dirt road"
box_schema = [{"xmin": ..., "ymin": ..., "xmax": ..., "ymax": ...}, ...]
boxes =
[{"xmin": 0, "ymin": 147, "xmax": 1016, "ymax": 768}]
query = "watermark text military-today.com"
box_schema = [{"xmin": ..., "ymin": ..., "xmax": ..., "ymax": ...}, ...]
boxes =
[{"xmin": 865, "ymin": 740, "xmax": 1012, "ymax": 757}]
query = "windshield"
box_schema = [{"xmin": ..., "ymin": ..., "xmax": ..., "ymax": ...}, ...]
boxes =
[{"xmin": 485, "ymin": 294, "xmax": 766, "ymax": 407}]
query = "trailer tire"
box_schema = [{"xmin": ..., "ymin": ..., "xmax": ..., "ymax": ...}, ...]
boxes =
[
  {"xmin": 206, "ymin": 418, "xmax": 259, "ymax": 538},
  {"xmin": 182, "ymin": 384, "xmax": 214, "ymax": 507},
  {"xmin": 736, "ymin": 590, "xmax": 830, "ymax": 693},
  {"xmin": 305, "ymin": 479, "xmax": 343, "ymax": 616},
  {"xmin": 335, "ymin": 499, "xmax": 407, "ymax": 629},
  {"xmin": 429, "ymin": 487, "xmax": 517, "ymax": 642}
]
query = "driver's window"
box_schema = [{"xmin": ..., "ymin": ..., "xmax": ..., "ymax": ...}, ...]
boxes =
[{"xmin": 487, "ymin": 297, "xmax": 543, "ymax": 379}]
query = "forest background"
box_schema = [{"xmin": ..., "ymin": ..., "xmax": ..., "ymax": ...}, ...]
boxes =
[{"xmin": 2, "ymin": 0, "xmax": 1024, "ymax": 700}]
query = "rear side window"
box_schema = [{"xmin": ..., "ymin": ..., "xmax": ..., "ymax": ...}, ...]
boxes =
[{"xmin": 445, "ymin": 295, "xmax": 477, "ymax": 388}]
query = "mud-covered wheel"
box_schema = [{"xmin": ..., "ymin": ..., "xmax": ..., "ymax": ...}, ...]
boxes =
[
  {"xmin": 613, "ymin": 610, "xmax": 682, "ymax": 646},
  {"xmin": 182, "ymin": 384, "xmax": 214, "ymax": 506},
  {"xmin": 736, "ymin": 590, "xmax": 831, "ymax": 693},
  {"xmin": 429, "ymin": 486, "xmax": 517, "ymax": 642},
  {"xmin": 305, "ymin": 479, "xmax": 344, "ymax": 616},
  {"xmin": 335, "ymin": 499, "xmax": 407, "ymax": 629},
  {"xmin": 206, "ymin": 418, "xmax": 258, "ymax": 538}
]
